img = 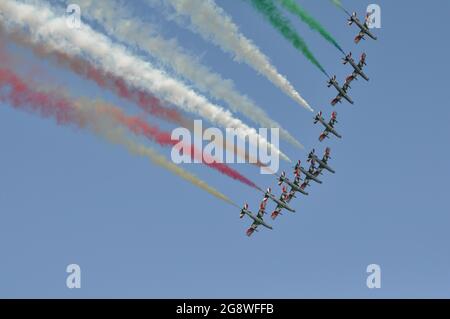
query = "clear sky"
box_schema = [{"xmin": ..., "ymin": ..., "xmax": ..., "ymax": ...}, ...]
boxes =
[{"xmin": 1, "ymin": 0, "xmax": 450, "ymax": 298}]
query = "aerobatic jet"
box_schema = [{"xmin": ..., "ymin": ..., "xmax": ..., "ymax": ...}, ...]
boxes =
[
  {"xmin": 294, "ymin": 160, "xmax": 322, "ymax": 184},
  {"xmin": 278, "ymin": 171, "xmax": 309, "ymax": 196},
  {"xmin": 348, "ymin": 12, "xmax": 378, "ymax": 43},
  {"xmin": 328, "ymin": 75, "xmax": 354, "ymax": 106},
  {"xmin": 343, "ymin": 52, "xmax": 369, "ymax": 81},
  {"xmin": 240, "ymin": 198, "xmax": 273, "ymax": 237},
  {"xmin": 299, "ymin": 178, "xmax": 311, "ymax": 192},
  {"xmin": 293, "ymin": 167, "xmax": 311, "ymax": 191},
  {"xmin": 314, "ymin": 111, "xmax": 342, "ymax": 141},
  {"xmin": 308, "ymin": 148, "xmax": 335, "ymax": 174},
  {"xmin": 271, "ymin": 186, "xmax": 296, "ymax": 220},
  {"xmin": 264, "ymin": 187, "xmax": 295, "ymax": 213}
]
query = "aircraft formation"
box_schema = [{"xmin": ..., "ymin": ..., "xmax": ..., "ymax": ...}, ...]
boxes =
[
  {"xmin": 0, "ymin": 0, "xmax": 379, "ymax": 235},
  {"xmin": 240, "ymin": 10, "xmax": 378, "ymax": 236}
]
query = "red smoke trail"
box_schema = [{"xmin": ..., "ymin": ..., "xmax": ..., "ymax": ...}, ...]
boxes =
[
  {"xmin": 0, "ymin": 67, "xmax": 260, "ymax": 190},
  {"xmin": 98, "ymin": 105, "xmax": 261, "ymax": 190},
  {"xmin": 51, "ymin": 51, "xmax": 191, "ymax": 127},
  {"xmin": 65, "ymin": 56, "xmax": 190, "ymax": 126},
  {"xmin": 0, "ymin": 68, "xmax": 86, "ymax": 127},
  {"xmin": 0, "ymin": 28, "xmax": 269, "ymax": 175}
]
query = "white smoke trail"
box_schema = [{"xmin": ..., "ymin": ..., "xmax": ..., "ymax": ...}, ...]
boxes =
[
  {"xmin": 0, "ymin": 0, "xmax": 290, "ymax": 161},
  {"xmin": 54, "ymin": 0, "xmax": 302, "ymax": 149},
  {"xmin": 147, "ymin": 0, "xmax": 313, "ymax": 112}
]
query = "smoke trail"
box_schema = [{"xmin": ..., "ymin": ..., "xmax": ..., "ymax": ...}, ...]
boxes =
[
  {"xmin": 277, "ymin": 0, "xmax": 345, "ymax": 54},
  {"xmin": 88, "ymin": 101, "xmax": 261, "ymax": 190},
  {"xmin": 247, "ymin": 0, "xmax": 328, "ymax": 77},
  {"xmin": 330, "ymin": 0, "xmax": 351, "ymax": 16},
  {"xmin": 154, "ymin": 0, "xmax": 313, "ymax": 112},
  {"xmin": 1, "ymin": 27, "xmax": 273, "ymax": 171},
  {"xmin": 55, "ymin": 0, "xmax": 302, "ymax": 149},
  {"xmin": 50, "ymin": 49, "xmax": 190, "ymax": 127},
  {"xmin": 106, "ymin": 130, "xmax": 237, "ymax": 207},
  {"xmin": 0, "ymin": 67, "xmax": 235, "ymax": 205},
  {"xmin": 0, "ymin": 0, "xmax": 289, "ymax": 162},
  {"xmin": 331, "ymin": 0, "xmax": 343, "ymax": 8},
  {"xmin": 0, "ymin": 36, "xmax": 260, "ymax": 189},
  {"xmin": 0, "ymin": 35, "xmax": 260, "ymax": 189},
  {"xmin": 0, "ymin": 7, "xmax": 189, "ymax": 127}
]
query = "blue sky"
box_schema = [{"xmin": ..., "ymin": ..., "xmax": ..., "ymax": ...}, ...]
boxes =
[{"xmin": 1, "ymin": 0, "xmax": 450, "ymax": 298}]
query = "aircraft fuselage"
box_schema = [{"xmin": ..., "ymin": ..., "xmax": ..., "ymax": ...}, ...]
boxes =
[
  {"xmin": 353, "ymin": 18, "xmax": 377, "ymax": 40},
  {"xmin": 348, "ymin": 59, "xmax": 369, "ymax": 81},
  {"xmin": 282, "ymin": 177, "xmax": 309, "ymax": 196},
  {"xmin": 242, "ymin": 210, "xmax": 273, "ymax": 230},
  {"xmin": 316, "ymin": 116, "xmax": 342, "ymax": 138},
  {"xmin": 267, "ymin": 194, "xmax": 295, "ymax": 213},
  {"xmin": 310, "ymin": 155, "xmax": 335, "ymax": 174},
  {"xmin": 331, "ymin": 80, "xmax": 354, "ymax": 104},
  {"xmin": 299, "ymin": 166, "xmax": 322, "ymax": 184}
]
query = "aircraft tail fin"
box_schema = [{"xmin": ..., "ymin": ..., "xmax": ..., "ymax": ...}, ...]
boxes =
[
  {"xmin": 271, "ymin": 211, "xmax": 282, "ymax": 220},
  {"xmin": 277, "ymin": 171, "xmax": 286, "ymax": 186},
  {"xmin": 240, "ymin": 203, "xmax": 248, "ymax": 218}
]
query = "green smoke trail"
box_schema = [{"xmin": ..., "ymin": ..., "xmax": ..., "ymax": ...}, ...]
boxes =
[
  {"xmin": 278, "ymin": 0, "xmax": 345, "ymax": 54},
  {"xmin": 330, "ymin": 0, "xmax": 351, "ymax": 16},
  {"xmin": 247, "ymin": 0, "xmax": 328, "ymax": 76}
]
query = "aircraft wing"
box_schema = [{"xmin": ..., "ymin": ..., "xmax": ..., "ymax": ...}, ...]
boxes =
[
  {"xmin": 346, "ymin": 73, "xmax": 356, "ymax": 84},
  {"xmin": 314, "ymin": 166, "xmax": 324, "ymax": 177},
  {"xmin": 278, "ymin": 189, "xmax": 290, "ymax": 204},
  {"xmin": 331, "ymin": 93, "xmax": 342, "ymax": 105},
  {"xmin": 327, "ymin": 118, "xmax": 335, "ymax": 129},
  {"xmin": 256, "ymin": 198, "xmax": 268, "ymax": 219},
  {"xmin": 357, "ymin": 60, "xmax": 365, "ymax": 69},
  {"xmin": 285, "ymin": 190, "xmax": 296, "ymax": 203},
  {"xmin": 246, "ymin": 222, "xmax": 259, "ymax": 237},
  {"xmin": 319, "ymin": 162, "xmax": 335, "ymax": 174},
  {"xmin": 306, "ymin": 161, "xmax": 323, "ymax": 180},
  {"xmin": 364, "ymin": 13, "xmax": 371, "ymax": 27},
  {"xmin": 355, "ymin": 31, "xmax": 365, "ymax": 43},
  {"xmin": 271, "ymin": 205, "xmax": 283, "ymax": 220},
  {"xmin": 319, "ymin": 129, "xmax": 330, "ymax": 142},
  {"xmin": 301, "ymin": 179, "xmax": 310, "ymax": 190},
  {"xmin": 358, "ymin": 53, "xmax": 367, "ymax": 69},
  {"xmin": 342, "ymin": 81, "xmax": 351, "ymax": 92}
]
